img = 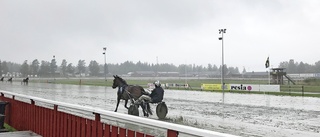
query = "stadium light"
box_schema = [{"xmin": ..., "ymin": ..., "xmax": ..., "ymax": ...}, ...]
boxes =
[
  {"xmin": 219, "ymin": 29, "xmax": 226, "ymax": 103},
  {"xmin": 103, "ymin": 47, "xmax": 107, "ymax": 81}
]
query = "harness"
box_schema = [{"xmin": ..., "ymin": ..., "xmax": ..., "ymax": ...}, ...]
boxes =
[
  {"xmin": 117, "ymin": 85, "xmax": 127, "ymax": 95},
  {"xmin": 118, "ymin": 85, "xmax": 138, "ymax": 105}
]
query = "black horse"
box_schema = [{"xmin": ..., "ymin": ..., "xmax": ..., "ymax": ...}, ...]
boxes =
[
  {"xmin": 21, "ymin": 77, "xmax": 29, "ymax": 85},
  {"xmin": 7, "ymin": 77, "xmax": 13, "ymax": 83},
  {"xmin": 0, "ymin": 77, "xmax": 4, "ymax": 82},
  {"xmin": 112, "ymin": 75, "xmax": 151, "ymax": 116}
]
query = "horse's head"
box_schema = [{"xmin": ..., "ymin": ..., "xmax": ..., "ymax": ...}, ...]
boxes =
[
  {"xmin": 112, "ymin": 75, "xmax": 119, "ymax": 89},
  {"xmin": 112, "ymin": 75, "xmax": 127, "ymax": 89}
]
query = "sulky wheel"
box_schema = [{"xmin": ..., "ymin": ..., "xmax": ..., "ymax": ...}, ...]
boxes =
[
  {"xmin": 156, "ymin": 102, "xmax": 168, "ymax": 119},
  {"xmin": 128, "ymin": 104, "xmax": 139, "ymax": 116}
]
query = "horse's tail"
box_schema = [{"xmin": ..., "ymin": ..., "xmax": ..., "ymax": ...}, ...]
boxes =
[
  {"xmin": 140, "ymin": 86, "xmax": 149, "ymax": 95},
  {"xmin": 139, "ymin": 86, "xmax": 145, "ymax": 91}
]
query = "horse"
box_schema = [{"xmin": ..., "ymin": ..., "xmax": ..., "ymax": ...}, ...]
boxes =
[
  {"xmin": 7, "ymin": 77, "xmax": 12, "ymax": 83},
  {"xmin": 0, "ymin": 77, "xmax": 4, "ymax": 82},
  {"xmin": 112, "ymin": 75, "xmax": 152, "ymax": 116},
  {"xmin": 21, "ymin": 77, "xmax": 29, "ymax": 85}
]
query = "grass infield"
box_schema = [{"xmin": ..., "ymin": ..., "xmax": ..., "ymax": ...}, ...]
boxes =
[{"xmin": 29, "ymin": 77, "xmax": 320, "ymax": 97}]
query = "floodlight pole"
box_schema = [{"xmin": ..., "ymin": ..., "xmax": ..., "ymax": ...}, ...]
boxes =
[
  {"xmin": 53, "ymin": 55, "xmax": 56, "ymax": 81},
  {"xmin": 219, "ymin": 29, "xmax": 226, "ymax": 103},
  {"xmin": 103, "ymin": 47, "xmax": 107, "ymax": 81}
]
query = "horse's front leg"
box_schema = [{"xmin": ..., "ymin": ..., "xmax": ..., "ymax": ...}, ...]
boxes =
[
  {"xmin": 114, "ymin": 97, "xmax": 120, "ymax": 112},
  {"xmin": 124, "ymin": 100, "xmax": 129, "ymax": 109}
]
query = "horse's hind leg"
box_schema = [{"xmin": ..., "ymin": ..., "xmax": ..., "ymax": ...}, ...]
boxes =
[
  {"xmin": 146, "ymin": 103, "xmax": 152, "ymax": 115},
  {"xmin": 141, "ymin": 104, "xmax": 149, "ymax": 117},
  {"xmin": 124, "ymin": 100, "xmax": 129, "ymax": 109}
]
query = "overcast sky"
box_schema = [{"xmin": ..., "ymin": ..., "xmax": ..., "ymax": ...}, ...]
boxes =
[{"xmin": 1, "ymin": 0, "xmax": 320, "ymax": 72}]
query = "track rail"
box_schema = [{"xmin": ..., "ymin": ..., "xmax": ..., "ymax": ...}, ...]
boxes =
[{"xmin": 0, "ymin": 90, "xmax": 237, "ymax": 137}]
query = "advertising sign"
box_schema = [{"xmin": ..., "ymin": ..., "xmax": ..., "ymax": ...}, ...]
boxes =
[
  {"xmin": 201, "ymin": 84, "xmax": 280, "ymax": 92},
  {"xmin": 201, "ymin": 84, "xmax": 229, "ymax": 91},
  {"xmin": 229, "ymin": 84, "xmax": 280, "ymax": 92}
]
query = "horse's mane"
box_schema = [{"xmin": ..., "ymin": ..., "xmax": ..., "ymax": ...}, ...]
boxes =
[{"xmin": 116, "ymin": 76, "xmax": 128, "ymax": 85}]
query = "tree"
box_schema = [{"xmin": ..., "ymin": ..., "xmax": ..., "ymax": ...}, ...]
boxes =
[
  {"xmin": 6, "ymin": 62, "xmax": 20, "ymax": 74},
  {"xmin": 50, "ymin": 58, "xmax": 58, "ymax": 76},
  {"xmin": 30, "ymin": 59, "xmax": 40, "ymax": 76},
  {"xmin": 20, "ymin": 60, "xmax": 29, "ymax": 77},
  {"xmin": 287, "ymin": 59, "xmax": 297, "ymax": 73},
  {"xmin": 242, "ymin": 67, "xmax": 247, "ymax": 74},
  {"xmin": 195, "ymin": 65, "xmax": 204, "ymax": 73},
  {"xmin": 314, "ymin": 61, "xmax": 320, "ymax": 73},
  {"xmin": 1, "ymin": 61, "xmax": 9, "ymax": 75},
  {"xmin": 304, "ymin": 63, "xmax": 314, "ymax": 73},
  {"xmin": 297, "ymin": 62, "xmax": 306, "ymax": 73},
  {"xmin": 220, "ymin": 64, "xmax": 229, "ymax": 75},
  {"xmin": 228, "ymin": 66, "xmax": 240, "ymax": 74},
  {"xmin": 39, "ymin": 61, "xmax": 50, "ymax": 77},
  {"xmin": 60, "ymin": 59, "xmax": 67, "ymax": 77},
  {"xmin": 177, "ymin": 64, "xmax": 193, "ymax": 74},
  {"xmin": 77, "ymin": 60, "xmax": 86, "ymax": 77},
  {"xmin": 278, "ymin": 61, "xmax": 288, "ymax": 68},
  {"xmin": 89, "ymin": 60, "xmax": 100, "ymax": 76},
  {"xmin": 67, "ymin": 63, "xmax": 75, "ymax": 76},
  {"xmin": 207, "ymin": 64, "xmax": 213, "ymax": 71},
  {"xmin": 212, "ymin": 65, "xmax": 218, "ymax": 71}
]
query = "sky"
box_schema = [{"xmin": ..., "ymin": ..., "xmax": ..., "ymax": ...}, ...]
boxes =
[{"xmin": 1, "ymin": 0, "xmax": 320, "ymax": 72}]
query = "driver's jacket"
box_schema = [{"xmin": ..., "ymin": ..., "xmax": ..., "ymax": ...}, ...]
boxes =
[{"xmin": 149, "ymin": 87, "xmax": 164, "ymax": 103}]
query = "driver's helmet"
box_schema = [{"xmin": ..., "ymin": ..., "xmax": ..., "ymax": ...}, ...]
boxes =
[{"xmin": 154, "ymin": 80, "xmax": 161, "ymax": 87}]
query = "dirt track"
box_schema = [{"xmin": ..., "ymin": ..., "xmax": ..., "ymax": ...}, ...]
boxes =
[{"xmin": 1, "ymin": 82, "xmax": 320, "ymax": 137}]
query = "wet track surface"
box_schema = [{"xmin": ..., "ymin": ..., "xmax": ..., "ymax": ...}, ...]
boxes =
[{"xmin": 1, "ymin": 82, "xmax": 320, "ymax": 137}]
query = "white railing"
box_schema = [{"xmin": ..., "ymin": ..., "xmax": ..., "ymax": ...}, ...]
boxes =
[{"xmin": 0, "ymin": 90, "xmax": 238, "ymax": 137}]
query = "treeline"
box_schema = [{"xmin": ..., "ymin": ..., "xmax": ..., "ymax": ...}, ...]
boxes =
[
  {"xmin": 279, "ymin": 59, "xmax": 320, "ymax": 73},
  {"xmin": 0, "ymin": 59, "xmax": 240, "ymax": 77},
  {"xmin": 108, "ymin": 61, "xmax": 240, "ymax": 75},
  {"xmin": 2, "ymin": 59, "xmax": 320, "ymax": 78},
  {"xmin": 0, "ymin": 59, "xmax": 98, "ymax": 77}
]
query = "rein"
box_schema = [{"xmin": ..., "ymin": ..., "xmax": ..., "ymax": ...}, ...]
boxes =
[{"xmin": 118, "ymin": 85, "xmax": 138, "ymax": 99}]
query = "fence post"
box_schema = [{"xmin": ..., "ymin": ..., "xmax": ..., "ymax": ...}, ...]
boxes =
[
  {"xmin": 302, "ymin": 86, "xmax": 304, "ymax": 96},
  {"xmin": 30, "ymin": 99, "xmax": 35, "ymax": 105},
  {"xmin": 167, "ymin": 129, "xmax": 179, "ymax": 137},
  {"xmin": 93, "ymin": 113, "xmax": 101, "ymax": 137},
  {"xmin": 289, "ymin": 85, "xmax": 291, "ymax": 95},
  {"xmin": 53, "ymin": 105, "xmax": 58, "ymax": 137},
  {"xmin": 30, "ymin": 99, "xmax": 36, "ymax": 133}
]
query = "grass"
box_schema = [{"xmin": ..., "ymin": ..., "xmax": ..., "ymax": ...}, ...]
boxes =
[
  {"xmin": 30, "ymin": 78, "xmax": 270, "ymax": 88},
  {"xmin": 29, "ymin": 77, "xmax": 320, "ymax": 97},
  {"xmin": 4, "ymin": 123, "xmax": 16, "ymax": 132}
]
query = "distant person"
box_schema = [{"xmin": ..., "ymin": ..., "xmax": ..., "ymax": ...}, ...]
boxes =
[{"xmin": 135, "ymin": 80, "xmax": 164, "ymax": 104}]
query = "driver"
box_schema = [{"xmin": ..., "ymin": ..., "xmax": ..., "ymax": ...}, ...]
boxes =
[{"xmin": 135, "ymin": 80, "xmax": 164, "ymax": 104}]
